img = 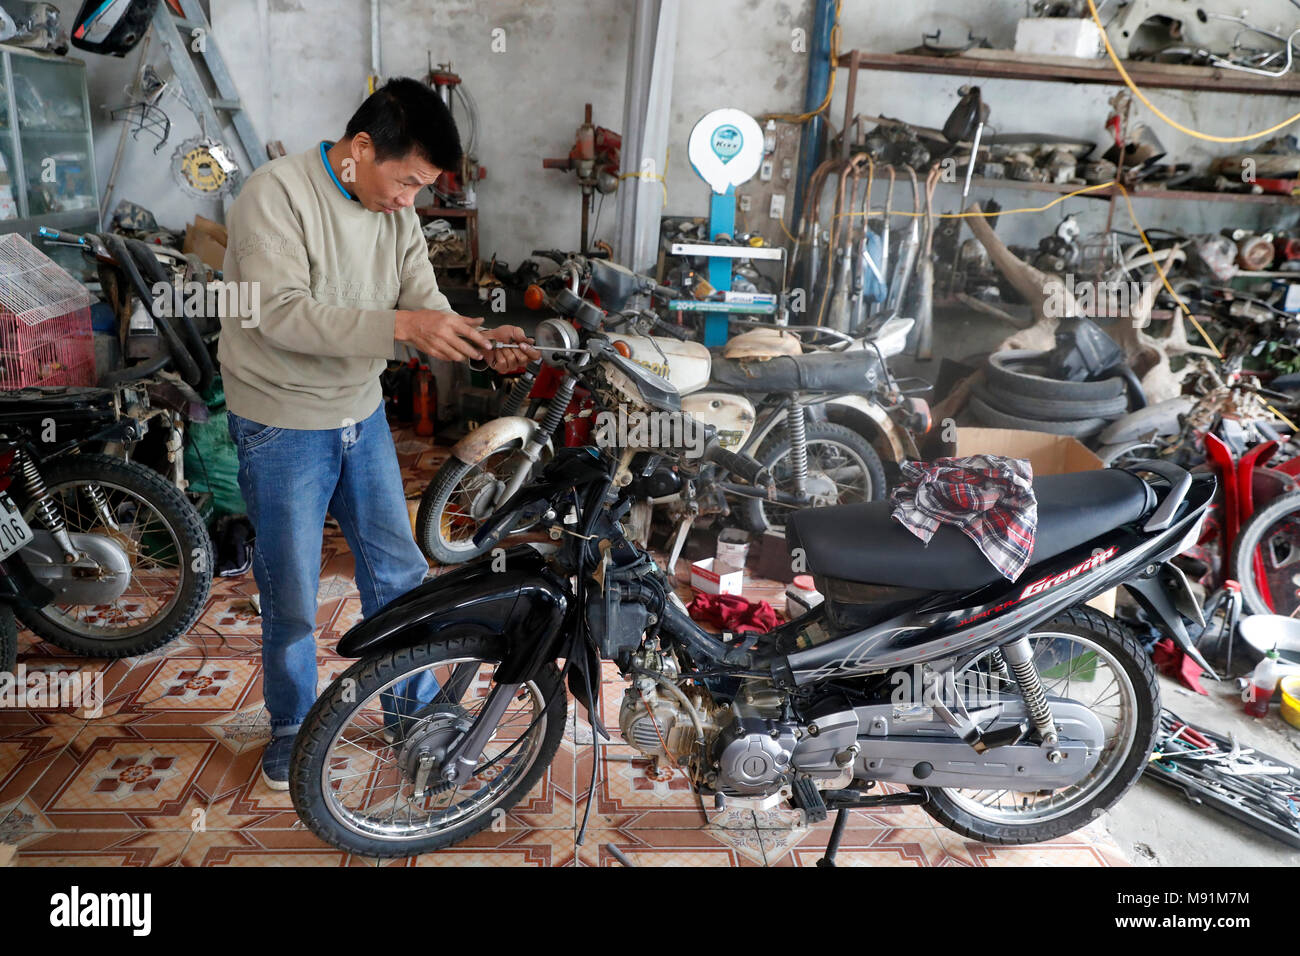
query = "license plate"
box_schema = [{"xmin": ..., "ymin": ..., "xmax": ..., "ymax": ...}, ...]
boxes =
[{"xmin": 0, "ymin": 493, "xmax": 33, "ymax": 559}]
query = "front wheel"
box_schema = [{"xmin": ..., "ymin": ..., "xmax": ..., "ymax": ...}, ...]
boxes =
[
  {"xmin": 416, "ymin": 444, "xmax": 536, "ymax": 565},
  {"xmin": 739, "ymin": 420, "xmax": 885, "ymax": 534},
  {"xmin": 290, "ymin": 633, "xmax": 567, "ymax": 857},
  {"xmin": 914, "ymin": 606, "xmax": 1158, "ymax": 845},
  {"xmin": 14, "ymin": 453, "xmax": 212, "ymax": 658}
]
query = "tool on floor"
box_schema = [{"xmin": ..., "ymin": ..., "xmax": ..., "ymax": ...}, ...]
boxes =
[{"xmin": 1144, "ymin": 708, "xmax": 1300, "ymax": 849}]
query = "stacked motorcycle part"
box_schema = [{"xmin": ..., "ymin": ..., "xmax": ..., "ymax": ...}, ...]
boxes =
[{"xmin": 971, "ymin": 350, "xmax": 1129, "ymax": 438}]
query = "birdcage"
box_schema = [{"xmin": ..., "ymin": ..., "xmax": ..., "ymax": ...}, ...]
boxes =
[{"xmin": 0, "ymin": 233, "xmax": 95, "ymax": 389}]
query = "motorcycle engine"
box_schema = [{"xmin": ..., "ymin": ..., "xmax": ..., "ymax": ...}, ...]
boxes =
[{"xmin": 618, "ymin": 657, "xmax": 816, "ymax": 799}]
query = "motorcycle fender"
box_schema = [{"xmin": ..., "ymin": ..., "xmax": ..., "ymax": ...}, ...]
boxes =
[
  {"xmin": 1124, "ymin": 568, "xmax": 1217, "ymax": 677},
  {"xmin": 335, "ymin": 546, "xmax": 573, "ymax": 685},
  {"xmin": 451, "ymin": 416, "xmax": 540, "ymax": 465},
  {"xmin": 826, "ymin": 394, "xmax": 918, "ymax": 463}
]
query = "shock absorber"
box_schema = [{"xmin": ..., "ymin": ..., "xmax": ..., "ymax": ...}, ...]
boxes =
[
  {"xmin": 536, "ymin": 373, "xmax": 576, "ymax": 444},
  {"xmin": 786, "ymin": 400, "xmax": 809, "ymax": 498},
  {"xmin": 498, "ymin": 360, "xmax": 541, "ymax": 418},
  {"xmin": 18, "ymin": 450, "xmax": 77, "ymax": 561},
  {"xmin": 1000, "ymin": 637, "xmax": 1061, "ymax": 761}
]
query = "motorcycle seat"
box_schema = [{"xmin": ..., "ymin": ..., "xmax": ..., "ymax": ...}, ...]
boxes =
[
  {"xmin": 785, "ymin": 469, "xmax": 1153, "ymax": 591},
  {"xmin": 710, "ymin": 350, "xmax": 884, "ymax": 394}
]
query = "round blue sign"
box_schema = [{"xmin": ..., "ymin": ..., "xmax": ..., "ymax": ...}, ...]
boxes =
[{"xmin": 711, "ymin": 125, "xmax": 743, "ymax": 164}]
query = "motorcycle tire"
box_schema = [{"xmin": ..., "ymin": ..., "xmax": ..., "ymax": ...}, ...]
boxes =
[
  {"xmin": 13, "ymin": 454, "xmax": 212, "ymax": 658},
  {"xmin": 968, "ymin": 394, "xmax": 1108, "ymax": 439},
  {"xmin": 986, "ymin": 350, "xmax": 1127, "ymax": 402},
  {"xmin": 0, "ymin": 603, "xmax": 15, "ymax": 674},
  {"xmin": 914, "ymin": 606, "xmax": 1159, "ymax": 845},
  {"xmin": 416, "ymin": 444, "xmax": 539, "ymax": 565},
  {"xmin": 739, "ymin": 420, "xmax": 885, "ymax": 534},
  {"xmin": 971, "ymin": 382, "xmax": 1129, "ymax": 422},
  {"xmin": 291, "ymin": 633, "xmax": 567, "ymax": 857},
  {"xmin": 1229, "ymin": 490, "xmax": 1300, "ymax": 616}
]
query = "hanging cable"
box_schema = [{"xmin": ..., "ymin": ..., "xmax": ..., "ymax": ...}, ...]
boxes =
[{"xmin": 1086, "ymin": 0, "xmax": 1300, "ymax": 143}]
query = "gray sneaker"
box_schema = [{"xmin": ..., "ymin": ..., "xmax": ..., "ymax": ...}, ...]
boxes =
[{"xmin": 260, "ymin": 734, "xmax": 293, "ymax": 791}]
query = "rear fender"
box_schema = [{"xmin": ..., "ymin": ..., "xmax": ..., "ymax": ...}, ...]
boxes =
[
  {"xmin": 825, "ymin": 394, "xmax": 918, "ymax": 463},
  {"xmin": 335, "ymin": 546, "xmax": 575, "ymax": 686},
  {"xmin": 1124, "ymin": 569, "xmax": 1217, "ymax": 677}
]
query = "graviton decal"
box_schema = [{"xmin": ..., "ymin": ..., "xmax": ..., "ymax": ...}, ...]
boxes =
[{"xmin": 1019, "ymin": 546, "xmax": 1118, "ymax": 600}]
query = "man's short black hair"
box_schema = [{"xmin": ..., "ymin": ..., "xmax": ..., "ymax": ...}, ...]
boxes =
[{"xmin": 345, "ymin": 77, "xmax": 462, "ymax": 170}]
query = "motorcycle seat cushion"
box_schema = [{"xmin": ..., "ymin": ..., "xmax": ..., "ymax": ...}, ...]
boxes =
[
  {"xmin": 784, "ymin": 469, "xmax": 1153, "ymax": 591},
  {"xmin": 709, "ymin": 351, "xmax": 884, "ymax": 394}
]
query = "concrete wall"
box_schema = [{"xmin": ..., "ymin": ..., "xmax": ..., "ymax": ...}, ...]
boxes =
[{"xmin": 57, "ymin": 0, "xmax": 1300, "ymax": 261}]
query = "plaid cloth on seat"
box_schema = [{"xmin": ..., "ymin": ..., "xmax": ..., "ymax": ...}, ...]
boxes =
[{"xmin": 889, "ymin": 455, "xmax": 1038, "ymax": 581}]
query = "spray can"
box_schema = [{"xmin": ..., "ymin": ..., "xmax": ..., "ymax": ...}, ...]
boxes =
[{"xmin": 413, "ymin": 365, "xmax": 436, "ymax": 438}]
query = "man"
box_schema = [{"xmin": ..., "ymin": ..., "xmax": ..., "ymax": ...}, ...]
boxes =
[{"xmin": 218, "ymin": 78, "xmax": 538, "ymax": 790}]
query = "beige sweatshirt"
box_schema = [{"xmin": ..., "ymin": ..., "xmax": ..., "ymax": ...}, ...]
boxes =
[{"xmin": 217, "ymin": 144, "xmax": 451, "ymax": 429}]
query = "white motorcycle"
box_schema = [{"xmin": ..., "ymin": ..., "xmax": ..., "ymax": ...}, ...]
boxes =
[{"xmin": 416, "ymin": 262, "xmax": 928, "ymax": 564}]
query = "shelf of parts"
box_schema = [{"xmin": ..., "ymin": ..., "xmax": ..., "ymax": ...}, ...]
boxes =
[{"xmin": 835, "ymin": 49, "xmax": 1300, "ymax": 226}]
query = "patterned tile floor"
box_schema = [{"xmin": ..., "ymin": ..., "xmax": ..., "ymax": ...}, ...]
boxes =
[{"xmin": 0, "ymin": 427, "xmax": 1130, "ymax": 867}]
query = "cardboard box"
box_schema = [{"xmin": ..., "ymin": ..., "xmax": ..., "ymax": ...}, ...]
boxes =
[
  {"xmin": 690, "ymin": 558, "xmax": 744, "ymax": 596},
  {"xmin": 1014, "ymin": 17, "xmax": 1104, "ymax": 58},
  {"xmin": 955, "ymin": 427, "xmax": 1115, "ymax": 615},
  {"xmin": 183, "ymin": 215, "xmax": 228, "ymax": 272}
]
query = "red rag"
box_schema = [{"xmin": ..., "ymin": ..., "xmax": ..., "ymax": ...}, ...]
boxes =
[
  {"xmin": 1151, "ymin": 637, "xmax": 1208, "ymax": 695},
  {"xmin": 687, "ymin": 591, "xmax": 778, "ymax": 633}
]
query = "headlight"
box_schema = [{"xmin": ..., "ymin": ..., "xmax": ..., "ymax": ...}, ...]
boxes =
[{"xmin": 534, "ymin": 317, "xmax": 579, "ymax": 367}]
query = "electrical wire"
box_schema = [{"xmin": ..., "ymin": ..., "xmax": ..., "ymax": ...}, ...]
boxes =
[{"xmin": 1086, "ymin": 0, "xmax": 1300, "ymax": 143}]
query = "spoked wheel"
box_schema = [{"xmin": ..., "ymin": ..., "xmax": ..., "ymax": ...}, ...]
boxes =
[
  {"xmin": 1230, "ymin": 491, "xmax": 1300, "ymax": 615},
  {"xmin": 13, "ymin": 454, "xmax": 211, "ymax": 657},
  {"xmin": 915, "ymin": 607, "xmax": 1158, "ymax": 844},
  {"xmin": 416, "ymin": 444, "xmax": 538, "ymax": 565},
  {"xmin": 740, "ymin": 421, "xmax": 885, "ymax": 534},
  {"xmin": 290, "ymin": 634, "xmax": 566, "ymax": 857}
]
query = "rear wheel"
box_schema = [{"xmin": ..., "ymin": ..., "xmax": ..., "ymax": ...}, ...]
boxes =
[
  {"xmin": 0, "ymin": 604, "xmax": 15, "ymax": 674},
  {"xmin": 739, "ymin": 421, "xmax": 885, "ymax": 534},
  {"xmin": 13, "ymin": 454, "xmax": 212, "ymax": 658},
  {"xmin": 915, "ymin": 607, "xmax": 1158, "ymax": 845},
  {"xmin": 1230, "ymin": 491, "xmax": 1300, "ymax": 615}
]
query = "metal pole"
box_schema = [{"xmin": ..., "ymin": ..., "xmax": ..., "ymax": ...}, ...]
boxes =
[{"xmin": 791, "ymin": 0, "xmax": 837, "ymax": 228}]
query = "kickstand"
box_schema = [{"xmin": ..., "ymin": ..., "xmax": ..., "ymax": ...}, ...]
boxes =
[{"xmin": 816, "ymin": 808, "xmax": 850, "ymax": 868}]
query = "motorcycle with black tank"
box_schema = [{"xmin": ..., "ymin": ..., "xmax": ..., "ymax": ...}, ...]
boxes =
[{"xmin": 288, "ymin": 294, "xmax": 1215, "ymax": 860}]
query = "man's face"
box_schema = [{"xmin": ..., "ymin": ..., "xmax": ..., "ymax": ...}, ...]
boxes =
[{"xmin": 348, "ymin": 133, "xmax": 442, "ymax": 214}]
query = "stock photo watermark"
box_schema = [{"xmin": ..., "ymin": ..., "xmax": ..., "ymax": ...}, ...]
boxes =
[
  {"xmin": 592, "ymin": 404, "xmax": 708, "ymax": 458},
  {"xmin": 0, "ymin": 665, "xmax": 104, "ymax": 718},
  {"xmin": 152, "ymin": 280, "xmax": 261, "ymax": 329}
]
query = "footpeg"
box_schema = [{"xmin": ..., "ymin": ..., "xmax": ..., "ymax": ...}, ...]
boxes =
[{"xmin": 792, "ymin": 775, "xmax": 828, "ymax": 824}]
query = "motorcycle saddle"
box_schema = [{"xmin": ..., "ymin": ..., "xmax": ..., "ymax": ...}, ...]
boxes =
[
  {"xmin": 710, "ymin": 351, "xmax": 884, "ymax": 394},
  {"xmin": 785, "ymin": 469, "xmax": 1153, "ymax": 592}
]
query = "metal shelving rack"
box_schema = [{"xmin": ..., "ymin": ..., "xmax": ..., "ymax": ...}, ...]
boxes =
[{"xmin": 836, "ymin": 49, "xmax": 1300, "ymax": 213}]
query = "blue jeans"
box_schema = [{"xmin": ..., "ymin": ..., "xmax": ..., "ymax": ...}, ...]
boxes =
[{"xmin": 229, "ymin": 404, "xmax": 436, "ymax": 737}]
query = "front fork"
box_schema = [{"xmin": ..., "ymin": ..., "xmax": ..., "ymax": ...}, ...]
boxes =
[{"xmin": 495, "ymin": 372, "xmax": 577, "ymax": 507}]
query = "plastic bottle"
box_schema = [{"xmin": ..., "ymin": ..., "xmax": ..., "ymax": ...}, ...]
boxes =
[{"xmin": 1244, "ymin": 647, "xmax": 1282, "ymax": 717}]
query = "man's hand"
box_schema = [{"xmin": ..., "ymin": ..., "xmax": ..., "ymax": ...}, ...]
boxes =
[
  {"xmin": 482, "ymin": 325, "xmax": 541, "ymax": 373},
  {"xmin": 395, "ymin": 309, "xmax": 493, "ymax": 361}
]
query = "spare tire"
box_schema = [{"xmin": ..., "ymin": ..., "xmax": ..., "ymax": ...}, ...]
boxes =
[
  {"xmin": 968, "ymin": 393, "xmax": 1108, "ymax": 439},
  {"xmin": 986, "ymin": 350, "xmax": 1126, "ymax": 401},
  {"xmin": 972, "ymin": 382, "xmax": 1129, "ymax": 421}
]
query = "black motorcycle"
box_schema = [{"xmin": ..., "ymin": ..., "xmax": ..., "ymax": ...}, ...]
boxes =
[
  {"xmin": 288, "ymin": 299, "xmax": 1213, "ymax": 860},
  {"xmin": 0, "ymin": 385, "xmax": 212, "ymax": 658}
]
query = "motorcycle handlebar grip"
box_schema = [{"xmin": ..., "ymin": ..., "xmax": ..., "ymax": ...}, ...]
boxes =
[{"xmin": 653, "ymin": 317, "xmax": 691, "ymax": 341}]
